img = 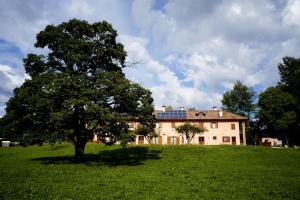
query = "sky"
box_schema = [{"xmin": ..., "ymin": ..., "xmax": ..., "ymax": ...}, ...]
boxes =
[{"xmin": 1, "ymin": 0, "xmax": 300, "ymax": 116}]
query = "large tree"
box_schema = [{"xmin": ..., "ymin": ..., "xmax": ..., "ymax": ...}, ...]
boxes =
[
  {"xmin": 257, "ymin": 57, "xmax": 300, "ymax": 145},
  {"xmin": 221, "ymin": 81, "xmax": 256, "ymax": 144},
  {"xmin": 221, "ymin": 81, "xmax": 256, "ymax": 119},
  {"xmin": 278, "ymin": 57, "xmax": 300, "ymax": 101},
  {"xmin": 1, "ymin": 19, "xmax": 154, "ymax": 160},
  {"xmin": 258, "ymin": 85, "xmax": 297, "ymax": 145}
]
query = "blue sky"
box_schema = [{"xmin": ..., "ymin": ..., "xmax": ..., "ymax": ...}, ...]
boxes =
[{"xmin": 1, "ymin": 0, "xmax": 300, "ymax": 116}]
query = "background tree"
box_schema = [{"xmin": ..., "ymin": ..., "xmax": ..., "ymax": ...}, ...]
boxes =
[
  {"xmin": 1, "ymin": 19, "xmax": 154, "ymax": 161},
  {"xmin": 175, "ymin": 123, "xmax": 205, "ymax": 144},
  {"xmin": 258, "ymin": 85, "xmax": 297, "ymax": 145},
  {"xmin": 256, "ymin": 57, "xmax": 300, "ymax": 145},
  {"xmin": 221, "ymin": 81, "xmax": 256, "ymax": 119},
  {"xmin": 278, "ymin": 57, "xmax": 300, "ymax": 144},
  {"xmin": 165, "ymin": 105, "xmax": 173, "ymax": 111},
  {"xmin": 221, "ymin": 81, "xmax": 257, "ymax": 144},
  {"xmin": 278, "ymin": 57, "xmax": 300, "ymax": 101}
]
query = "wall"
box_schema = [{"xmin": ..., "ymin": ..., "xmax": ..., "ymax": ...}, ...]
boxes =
[{"xmin": 153, "ymin": 121, "xmax": 242, "ymax": 145}]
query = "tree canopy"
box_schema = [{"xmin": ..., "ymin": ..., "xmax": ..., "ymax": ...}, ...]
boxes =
[
  {"xmin": 257, "ymin": 57, "xmax": 300, "ymax": 145},
  {"xmin": 1, "ymin": 19, "xmax": 155, "ymax": 160},
  {"xmin": 175, "ymin": 123, "xmax": 205, "ymax": 144},
  {"xmin": 258, "ymin": 85, "xmax": 297, "ymax": 143},
  {"xmin": 221, "ymin": 81, "xmax": 256, "ymax": 119}
]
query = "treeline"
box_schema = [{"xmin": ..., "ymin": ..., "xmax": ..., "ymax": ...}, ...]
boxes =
[{"xmin": 222, "ymin": 57, "xmax": 300, "ymax": 145}]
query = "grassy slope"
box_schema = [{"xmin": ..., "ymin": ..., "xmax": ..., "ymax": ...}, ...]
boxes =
[{"xmin": 0, "ymin": 143, "xmax": 299, "ymax": 200}]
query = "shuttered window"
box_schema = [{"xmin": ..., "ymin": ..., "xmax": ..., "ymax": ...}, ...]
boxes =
[
  {"xmin": 231, "ymin": 124, "xmax": 235, "ymax": 130},
  {"xmin": 223, "ymin": 136, "xmax": 230, "ymax": 143},
  {"xmin": 211, "ymin": 122, "xmax": 218, "ymax": 129}
]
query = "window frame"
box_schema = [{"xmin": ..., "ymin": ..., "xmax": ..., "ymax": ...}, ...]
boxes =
[
  {"xmin": 231, "ymin": 124, "xmax": 236, "ymax": 130},
  {"xmin": 222, "ymin": 136, "xmax": 230, "ymax": 143},
  {"xmin": 152, "ymin": 137, "xmax": 159, "ymax": 144},
  {"xmin": 211, "ymin": 122, "xmax": 218, "ymax": 129}
]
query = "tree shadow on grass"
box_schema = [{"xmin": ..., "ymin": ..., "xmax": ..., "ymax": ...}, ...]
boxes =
[{"xmin": 32, "ymin": 146, "xmax": 162, "ymax": 166}]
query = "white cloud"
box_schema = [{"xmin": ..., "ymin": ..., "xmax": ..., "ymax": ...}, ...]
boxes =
[
  {"xmin": 0, "ymin": 64, "xmax": 27, "ymax": 117},
  {"xmin": 121, "ymin": 35, "xmax": 222, "ymax": 109},
  {"xmin": 0, "ymin": 0, "xmax": 133, "ymax": 53},
  {"xmin": 0, "ymin": 64, "xmax": 27, "ymax": 92},
  {"xmin": 283, "ymin": 0, "xmax": 300, "ymax": 26},
  {"xmin": 1, "ymin": 0, "xmax": 300, "ymax": 116},
  {"xmin": 131, "ymin": 0, "xmax": 300, "ymax": 95}
]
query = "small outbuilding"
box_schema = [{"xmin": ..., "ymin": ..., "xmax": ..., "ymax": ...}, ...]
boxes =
[
  {"xmin": 259, "ymin": 137, "xmax": 282, "ymax": 147},
  {"xmin": 1, "ymin": 141, "xmax": 11, "ymax": 147}
]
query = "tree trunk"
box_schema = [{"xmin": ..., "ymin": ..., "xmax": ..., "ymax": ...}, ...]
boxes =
[
  {"xmin": 146, "ymin": 136, "xmax": 152, "ymax": 144},
  {"xmin": 285, "ymin": 133, "xmax": 289, "ymax": 147},
  {"xmin": 74, "ymin": 141, "xmax": 86, "ymax": 162},
  {"xmin": 186, "ymin": 133, "xmax": 190, "ymax": 144}
]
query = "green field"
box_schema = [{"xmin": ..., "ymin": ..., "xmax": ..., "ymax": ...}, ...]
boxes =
[{"xmin": 0, "ymin": 144, "xmax": 299, "ymax": 200}]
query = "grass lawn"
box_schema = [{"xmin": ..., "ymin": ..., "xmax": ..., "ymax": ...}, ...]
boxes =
[{"xmin": 0, "ymin": 143, "xmax": 300, "ymax": 200}]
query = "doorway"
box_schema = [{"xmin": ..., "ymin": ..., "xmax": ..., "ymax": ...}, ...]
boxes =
[
  {"xmin": 138, "ymin": 136, "xmax": 144, "ymax": 144},
  {"xmin": 199, "ymin": 137, "xmax": 205, "ymax": 145},
  {"xmin": 231, "ymin": 136, "xmax": 236, "ymax": 145}
]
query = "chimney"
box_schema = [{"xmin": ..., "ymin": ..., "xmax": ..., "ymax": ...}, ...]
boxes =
[
  {"xmin": 162, "ymin": 105, "xmax": 166, "ymax": 112},
  {"xmin": 218, "ymin": 110, "xmax": 223, "ymax": 117},
  {"xmin": 180, "ymin": 106, "xmax": 184, "ymax": 111}
]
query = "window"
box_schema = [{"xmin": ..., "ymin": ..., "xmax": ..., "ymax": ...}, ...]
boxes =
[
  {"xmin": 152, "ymin": 137, "xmax": 159, "ymax": 144},
  {"xmin": 211, "ymin": 122, "xmax": 218, "ymax": 129},
  {"xmin": 231, "ymin": 124, "xmax": 235, "ymax": 130},
  {"xmin": 213, "ymin": 136, "xmax": 217, "ymax": 140},
  {"xmin": 138, "ymin": 136, "xmax": 144, "ymax": 144},
  {"xmin": 138, "ymin": 136, "xmax": 144, "ymax": 141},
  {"xmin": 223, "ymin": 136, "xmax": 230, "ymax": 143},
  {"xmin": 199, "ymin": 136, "xmax": 205, "ymax": 144},
  {"xmin": 169, "ymin": 136, "xmax": 177, "ymax": 144}
]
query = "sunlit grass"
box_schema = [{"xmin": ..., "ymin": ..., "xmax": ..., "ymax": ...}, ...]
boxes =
[{"xmin": 0, "ymin": 143, "xmax": 299, "ymax": 199}]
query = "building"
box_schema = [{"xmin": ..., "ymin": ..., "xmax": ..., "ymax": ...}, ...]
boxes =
[
  {"xmin": 132, "ymin": 107, "xmax": 247, "ymax": 145},
  {"xmin": 259, "ymin": 137, "xmax": 282, "ymax": 147},
  {"xmin": 93, "ymin": 107, "xmax": 247, "ymax": 145}
]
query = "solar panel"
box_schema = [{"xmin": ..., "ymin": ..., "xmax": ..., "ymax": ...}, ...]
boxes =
[{"xmin": 156, "ymin": 110, "xmax": 187, "ymax": 119}]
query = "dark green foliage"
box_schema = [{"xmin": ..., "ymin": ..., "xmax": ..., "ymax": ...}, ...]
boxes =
[
  {"xmin": 278, "ymin": 57, "xmax": 300, "ymax": 143},
  {"xmin": 257, "ymin": 57, "xmax": 300, "ymax": 145},
  {"xmin": 175, "ymin": 123, "xmax": 205, "ymax": 144},
  {"xmin": 165, "ymin": 105, "xmax": 173, "ymax": 111},
  {"xmin": 278, "ymin": 57, "xmax": 300, "ymax": 99},
  {"xmin": 0, "ymin": 144, "xmax": 299, "ymax": 199},
  {"xmin": 1, "ymin": 19, "xmax": 154, "ymax": 160},
  {"xmin": 221, "ymin": 80, "xmax": 256, "ymax": 119},
  {"xmin": 221, "ymin": 81, "xmax": 256, "ymax": 144},
  {"xmin": 258, "ymin": 86, "xmax": 297, "ymax": 131}
]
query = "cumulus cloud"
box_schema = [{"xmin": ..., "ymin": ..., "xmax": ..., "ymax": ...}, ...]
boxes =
[
  {"xmin": 0, "ymin": 0, "xmax": 133, "ymax": 53},
  {"xmin": 1, "ymin": 0, "xmax": 300, "ymax": 116},
  {"xmin": 121, "ymin": 35, "xmax": 222, "ymax": 109},
  {"xmin": 131, "ymin": 0, "xmax": 300, "ymax": 100},
  {"xmin": 0, "ymin": 64, "xmax": 27, "ymax": 116}
]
